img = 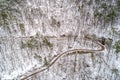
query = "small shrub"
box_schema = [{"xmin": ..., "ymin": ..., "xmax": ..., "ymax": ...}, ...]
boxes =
[
  {"xmin": 43, "ymin": 37, "xmax": 53, "ymax": 48},
  {"xmin": 101, "ymin": 3, "xmax": 108, "ymax": 10},
  {"xmin": 51, "ymin": 16, "xmax": 57, "ymax": 26},
  {"xmin": 34, "ymin": 53, "xmax": 42, "ymax": 62},
  {"xmin": 19, "ymin": 23, "xmax": 25, "ymax": 33},
  {"xmin": 114, "ymin": 40, "xmax": 120, "ymax": 53},
  {"xmin": 57, "ymin": 21, "xmax": 61, "ymax": 28},
  {"xmin": 21, "ymin": 41, "xmax": 26, "ymax": 48},
  {"xmin": 0, "ymin": 10, "xmax": 9, "ymax": 25},
  {"xmin": 105, "ymin": 9, "xmax": 117, "ymax": 23},
  {"xmin": 26, "ymin": 37, "xmax": 38, "ymax": 48},
  {"xmin": 1, "ymin": 10, "xmax": 8, "ymax": 20},
  {"xmin": 88, "ymin": 0, "xmax": 93, "ymax": 5},
  {"xmin": 117, "ymin": 0, "xmax": 120, "ymax": 11},
  {"xmin": 21, "ymin": 37, "xmax": 38, "ymax": 49},
  {"xmin": 95, "ymin": 0, "xmax": 100, "ymax": 4},
  {"xmin": 44, "ymin": 57, "xmax": 49, "ymax": 66},
  {"xmin": 94, "ymin": 9, "xmax": 102, "ymax": 18},
  {"xmin": 50, "ymin": 16, "xmax": 60, "ymax": 28},
  {"xmin": 111, "ymin": 68, "xmax": 119, "ymax": 75}
]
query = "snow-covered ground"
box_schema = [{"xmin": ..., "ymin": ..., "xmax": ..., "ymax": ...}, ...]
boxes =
[{"xmin": 0, "ymin": 0, "xmax": 120, "ymax": 80}]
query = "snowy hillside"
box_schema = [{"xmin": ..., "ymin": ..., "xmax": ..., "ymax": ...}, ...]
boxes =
[{"xmin": 0, "ymin": 0, "xmax": 120, "ymax": 80}]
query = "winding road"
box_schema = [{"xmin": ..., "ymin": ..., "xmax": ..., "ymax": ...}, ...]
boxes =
[{"xmin": 19, "ymin": 34, "xmax": 105, "ymax": 80}]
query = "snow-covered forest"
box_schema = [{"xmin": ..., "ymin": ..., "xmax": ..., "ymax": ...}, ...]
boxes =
[{"xmin": 0, "ymin": 0, "xmax": 120, "ymax": 80}]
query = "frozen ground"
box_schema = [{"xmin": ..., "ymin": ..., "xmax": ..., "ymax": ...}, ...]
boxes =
[{"xmin": 0, "ymin": 0, "xmax": 120, "ymax": 80}]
